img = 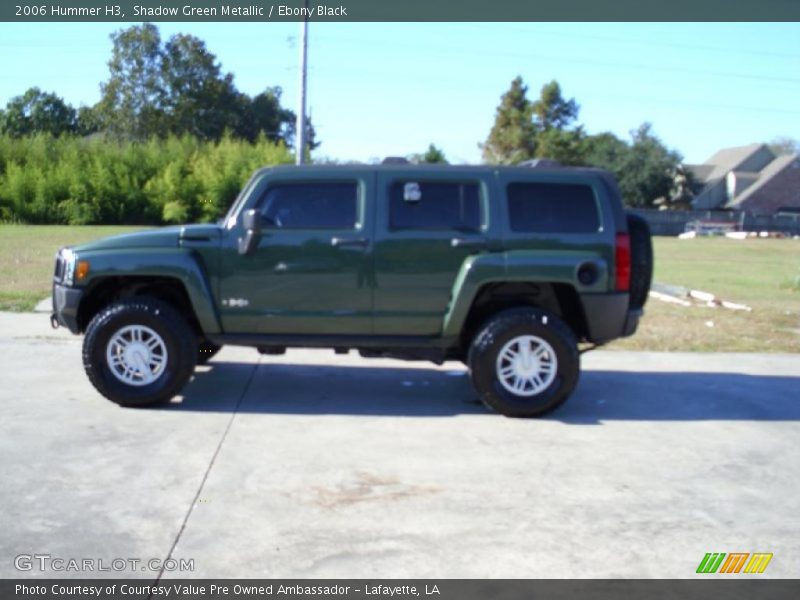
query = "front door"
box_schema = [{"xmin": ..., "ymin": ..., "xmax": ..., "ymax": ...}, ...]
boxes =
[{"xmin": 219, "ymin": 172, "xmax": 374, "ymax": 335}]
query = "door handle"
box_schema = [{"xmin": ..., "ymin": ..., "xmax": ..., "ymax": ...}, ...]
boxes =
[
  {"xmin": 451, "ymin": 237, "xmax": 486, "ymax": 249},
  {"xmin": 331, "ymin": 237, "xmax": 369, "ymax": 248}
]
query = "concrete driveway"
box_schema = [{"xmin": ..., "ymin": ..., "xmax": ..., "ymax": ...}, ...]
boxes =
[{"xmin": 0, "ymin": 311, "xmax": 798, "ymax": 579}]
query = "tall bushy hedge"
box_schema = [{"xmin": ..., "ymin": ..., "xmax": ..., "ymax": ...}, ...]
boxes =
[{"xmin": 0, "ymin": 133, "xmax": 292, "ymax": 225}]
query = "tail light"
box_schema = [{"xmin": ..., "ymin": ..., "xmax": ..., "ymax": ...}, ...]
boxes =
[{"xmin": 615, "ymin": 233, "xmax": 631, "ymax": 292}]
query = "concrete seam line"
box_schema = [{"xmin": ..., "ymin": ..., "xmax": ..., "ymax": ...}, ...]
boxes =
[{"xmin": 149, "ymin": 357, "xmax": 261, "ymax": 594}]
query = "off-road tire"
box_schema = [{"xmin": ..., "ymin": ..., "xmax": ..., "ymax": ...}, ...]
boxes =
[
  {"xmin": 197, "ymin": 340, "xmax": 221, "ymax": 365},
  {"xmin": 82, "ymin": 297, "xmax": 197, "ymax": 407},
  {"xmin": 627, "ymin": 213, "xmax": 653, "ymax": 310},
  {"xmin": 468, "ymin": 308, "xmax": 579, "ymax": 418}
]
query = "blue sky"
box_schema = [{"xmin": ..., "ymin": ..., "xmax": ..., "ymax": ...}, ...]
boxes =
[{"xmin": 1, "ymin": 22, "xmax": 798, "ymax": 164}]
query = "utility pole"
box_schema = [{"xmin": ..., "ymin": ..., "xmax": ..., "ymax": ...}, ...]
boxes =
[{"xmin": 295, "ymin": 2, "xmax": 309, "ymax": 165}]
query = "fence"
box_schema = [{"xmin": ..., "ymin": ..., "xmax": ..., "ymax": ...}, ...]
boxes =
[{"xmin": 631, "ymin": 209, "xmax": 800, "ymax": 236}]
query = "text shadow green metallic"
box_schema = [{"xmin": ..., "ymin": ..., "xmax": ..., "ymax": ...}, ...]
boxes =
[{"xmin": 3, "ymin": 0, "xmax": 799, "ymax": 22}]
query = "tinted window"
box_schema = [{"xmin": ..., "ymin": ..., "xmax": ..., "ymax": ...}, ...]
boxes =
[
  {"xmin": 390, "ymin": 182, "xmax": 481, "ymax": 231},
  {"xmin": 507, "ymin": 182, "xmax": 599, "ymax": 233},
  {"xmin": 259, "ymin": 182, "xmax": 358, "ymax": 230}
]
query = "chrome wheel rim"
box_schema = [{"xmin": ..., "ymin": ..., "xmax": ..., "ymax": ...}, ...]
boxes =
[
  {"xmin": 105, "ymin": 325, "xmax": 167, "ymax": 386},
  {"xmin": 496, "ymin": 335, "xmax": 557, "ymax": 397}
]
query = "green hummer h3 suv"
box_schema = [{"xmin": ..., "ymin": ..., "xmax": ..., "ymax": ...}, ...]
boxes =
[{"xmin": 52, "ymin": 163, "xmax": 652, "ymax": 417}]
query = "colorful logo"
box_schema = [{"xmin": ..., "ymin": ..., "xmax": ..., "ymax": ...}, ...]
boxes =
[{"xmin": 696, "ymin": 552, "xmax": 773, "ymax": 574}]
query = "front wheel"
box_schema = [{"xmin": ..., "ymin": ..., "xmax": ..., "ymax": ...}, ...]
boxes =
[
  {"xmin": 82, "ymin": 297, "xmax": 197, "ymax": 407},
  {"xmin": 468, "ymin": 308, "xmax": 579, "ymax": 417}
]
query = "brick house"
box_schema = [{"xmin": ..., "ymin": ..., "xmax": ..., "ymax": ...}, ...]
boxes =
[{"xmin": 687, "ymin": 143, "xmax": 800, "ymax": 215}]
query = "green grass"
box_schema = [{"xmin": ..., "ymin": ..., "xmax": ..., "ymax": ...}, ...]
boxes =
[
  {"xmin": 0, "ymin": 225, "xmax": 144, "ymax": 311},
  {"xmin": 614, "ymin": 237, "xmax": 800, "ymax": 353},
  {"xmin": 1, "ymin": 226, "xmax": 798, "ymax": 352}
]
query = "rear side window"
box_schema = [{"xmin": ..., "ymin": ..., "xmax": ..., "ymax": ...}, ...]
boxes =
[
  {"xmin": 390, "ymin": 181, "xmax": 481, "ymax": 231},
  {"xmin": 258, "ymin": 182, "xmax": 358, "ymax": 230},
  {"xmin": 507, "ymin": 182, "xmax": 600, "ymax": 233}
]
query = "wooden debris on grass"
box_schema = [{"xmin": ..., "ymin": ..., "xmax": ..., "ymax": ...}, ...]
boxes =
[
  {"xmin": 649, "ymin": 290, "xmax": 692, "ymax": 306},
  {"xmin": 649, "ymin": 282, "xmax": 752, "ymax": 312}
]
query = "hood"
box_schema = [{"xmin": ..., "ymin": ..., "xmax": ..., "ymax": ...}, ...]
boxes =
[{"xmin": 73, "ymin": 224, "xmax": 221, "ymax": 253}]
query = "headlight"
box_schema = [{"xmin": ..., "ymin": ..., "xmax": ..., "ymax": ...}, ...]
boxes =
[
  {"xmin": 62, "ymin": 248, "xmax": 76, "ymax": 286},
  {"xmin": 60, "ymin": 248, "xmax": 90, "ymax": 286}
]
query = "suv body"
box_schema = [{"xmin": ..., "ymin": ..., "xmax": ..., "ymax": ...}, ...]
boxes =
[{"xmin": 52, "ymin": 164, "xmax": 652, "ymax": 417}]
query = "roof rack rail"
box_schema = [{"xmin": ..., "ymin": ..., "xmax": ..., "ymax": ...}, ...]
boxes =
[
  {"xmin": 518, "ymin": 159, "xmax": 562, "ymax": 168},
  {"xmin": 382, "ymin": 157, "xmax": 410, "ymax": 165}
]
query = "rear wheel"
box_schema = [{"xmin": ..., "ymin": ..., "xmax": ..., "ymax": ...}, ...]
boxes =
[
  {"xmin": 468, "ymin": 308, "xmax": 579, "ymax": 417},
  {"xmin": 82, "ymin": 297, "xmax": 197, "ymax": 407}
]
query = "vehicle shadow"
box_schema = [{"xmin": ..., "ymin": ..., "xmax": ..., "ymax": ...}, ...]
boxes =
[
  {"xmin": 161, "ymin": 360, "xmax": 800, "ymax": 422},
  {"xmin": 166, "ymin": 360, "xmax": 483, "ymax": 417}
]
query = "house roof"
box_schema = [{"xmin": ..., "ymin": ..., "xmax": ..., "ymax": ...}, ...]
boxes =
[
  {"xmin": 687, "ymin": 164, "xmax": 714, "ymax": 181},
  {"xmin": 700, "ymin": 143, "xmax": 769, "ymax": 182},
  {"xmin": 730, "ymin": 171, "xmax": 760, "ymax": 183},
  {"xmin": 727, "ymin": 154, "xmax": 800, "ymax": 208},
  {"xmin": 727, "ymin": 170, "xmax": 760, "ymax": 197}
]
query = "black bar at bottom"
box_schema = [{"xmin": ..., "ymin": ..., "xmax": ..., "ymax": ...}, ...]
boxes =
[{"xmin": 2, "ymin": 579, "xmax": 799, "ymax": 600}]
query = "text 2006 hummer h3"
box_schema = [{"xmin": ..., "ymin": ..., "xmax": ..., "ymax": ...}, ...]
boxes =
[{"xmin": 52, "ymin": 163, "xmax": 652, "ymax": 417}]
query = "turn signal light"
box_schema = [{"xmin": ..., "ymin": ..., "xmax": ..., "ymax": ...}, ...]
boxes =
[{"xmin": 75, "ymin": 260, "xmax": 90, "ymax": 281}]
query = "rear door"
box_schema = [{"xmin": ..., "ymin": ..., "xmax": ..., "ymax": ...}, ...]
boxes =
[{"xmin": 372, "ymin": 170, "xmax": 491, "ymax": 335}]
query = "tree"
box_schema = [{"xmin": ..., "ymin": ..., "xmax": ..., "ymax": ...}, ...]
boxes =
[
  {"xmin": 481, "ymin": 76, "xmax": 537, "ymax": 164},
  {"xmin": 98, "ymin": 23, "xmax": 166, "ymax": 139},
  {"xmin": 75, "ymin": 105, "xmax": 102, "ymax": 136},
  {"xmin": 619, "ymin": 124, "xmax": 683, "ymax": 208},
  {"xmin": 769, "ymin": 136, "xmax": 800, "ymax": 156},
  {"xmin": 1, "ymin": 87, "xmax": 77, "ymax": 137},
  {"xmin": 534, "ymin": 128, "xmax": 586, "ymax": 165},
  {"xmin": 160, "ymin": 33, "xmax": 240, "ymax": 140},
  {"xmin": 409, "ymin": 143, "xmax": 448, "ymax": 164},
  {"xmin": 482, "ymin": 77, "xmax": 583, "ymax": 165},
  {"xmin": 582, "ymin": 132, "xmax": 630, "ymax": 170},
  {"xmin": 528, "ymin": 80, "xmax": 582, "ymax": 164},
  {"xmin": 531, "ymin": 80, "xmax": 579, "ymax": 132},
  {"xmin": 280, "ymin": 108, "xmax": 320, "ymax": 154},
  {"xmin": 667, "ymin": 164, "xmax": 698, "ymax": 210},
  {"xmin": 582, "ymin": 127, "xmax": 684, "ymax": 208},
  {"xmin": 234, "ymin": 87, "xmax": 295, "ymax": 144},
  {"xmin": 95, "ymin": 25, "xmax": 304, "ymax": 148}
]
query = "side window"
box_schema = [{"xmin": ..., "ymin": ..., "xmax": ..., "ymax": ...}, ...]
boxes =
[
  {"xmin": 258, "ymin": 182, "xmax": 358, "ymax": 230},
  {"xmin": 507, "ymin": 182, "xmax": 600, "ymax": 233},
  {"xmin": 390, "ymin": 181, "xmax": 481, "ymax": 231}
]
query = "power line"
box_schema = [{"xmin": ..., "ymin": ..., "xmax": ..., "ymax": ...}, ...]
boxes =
[
  {"xmin": 460, "ymin": 23, "xmax": 800, "ymax": 60},
  {"xmin": 309, "ymin": 33, "xmax": 800, "ymax": 87},
  {"xmin": 301, "ymin": 69, "xmax": 800, "ymax": 117},
  {"xmin": 280, "ymin": 46, "xmax": 800, "ymax": 125}
]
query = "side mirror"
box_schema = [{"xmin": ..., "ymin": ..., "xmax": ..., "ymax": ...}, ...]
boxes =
[{"xmin": 238, "ymin": 209, "xmax": 262, "ymax": 255}]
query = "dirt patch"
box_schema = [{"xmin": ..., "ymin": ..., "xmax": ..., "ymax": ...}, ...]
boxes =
[{"xmin": 309, "ymin": 472, "xmax": 440, "ymax": 509}]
